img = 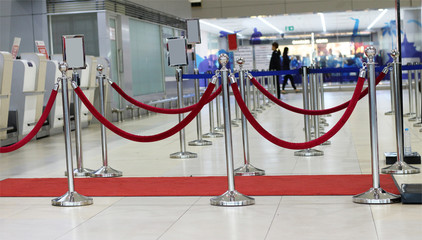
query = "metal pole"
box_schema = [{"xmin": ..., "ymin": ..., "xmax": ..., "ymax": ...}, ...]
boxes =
[
  {"xmin": 90, "ymin": 65, "xmax": 122, "ymax": 177},
  {"xmin": 203, "ymin": 78, "xmax": 223, "ymax": 138},
  {"xmin": 52, "ymin": 62, "xmax": 93, "ymax": 207},
  {"xmin": 385, "ymin": 69, "xmax": 396, "ymax": 115},
  {"xmin": 170, "ymin": 67, "xmax": 197, "ymax": 158},
  {"xmin": 214, "ymin": 88, "xmax": 225, "ymax": 132},
  {"xmin": 416, "ymin": 66, "xmax": 422, "ymax": 127},
  {"xmin": 257, "ymin": 77, "xmax": 265, "ymax": 110},
  {"xmin": 315, "ymin": 70, "xmax": 330, "ymax": 145},
  {"xmin": 295, "ymin": 66, "xmax": 323, "ymax": 156},
  {"xmin": 404, "ymin": 63, "xmax": 415, "ymax": 117},
  {"xmin": 353, "ymin": 46, "xmax": 401, "ymax": 204},
  {"xmin": 409, "ymin": 63, "xmax": 421, "ymax": 122},
  {"xmin": 189, "ymin": 69, "xmax": 212, "ymax": 146},
  {"xmin": 67, "ymin": 71, "xmax": 93, "ymax": 176},
  {"xmin": 210, "ymin": 54, "xmax": 254, "ymax": 206},
  {"xmin": 382, "ymin": 51, "xmax": 420, "ymax": 174},
  {"xmin": 252, "ymin": 78, "xmax": 261, "ymax": 113},
  {"xmin": 234, "ymin": 58, "xmax": 265, "ymax": 176}
]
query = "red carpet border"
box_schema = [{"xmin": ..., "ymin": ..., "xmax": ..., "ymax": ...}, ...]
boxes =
[{"xmin": 0, "ymin": 175, "xmax": 399, "ymax": 197}]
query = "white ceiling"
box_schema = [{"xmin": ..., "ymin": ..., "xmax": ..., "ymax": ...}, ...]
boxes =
[{"xmin": 199, "ymin": 9, "xmax": 396, "ymax": 37}]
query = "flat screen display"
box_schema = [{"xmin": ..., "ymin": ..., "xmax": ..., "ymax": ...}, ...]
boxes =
[
  {"xmin": 167, "ymin": 37, "xmax": 188, "ymax": 67},
  {"xmin": 187, "ymin": 19, "xmax": 201, "ymax": 44},
  {"xmin": 62, "ymin": 35, "xmax": 86, "ymax": 70}
]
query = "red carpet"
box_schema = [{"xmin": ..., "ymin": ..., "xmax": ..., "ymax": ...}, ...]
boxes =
[{"xmin": 0, "ymin": 175, "xmax": 399, "ymax": 197}]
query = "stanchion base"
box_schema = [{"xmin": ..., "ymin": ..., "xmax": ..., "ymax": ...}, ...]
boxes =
[
  {"xmin": 413, "ymin": 122, "xmax": 422, "ymax": 127},
  {"xmin": 251, "ymin": 112, "xmax": 258, "ymax": 117},
  {"xmin": 65, "ymin": 168, "xmax": 94, "ymax": 177},
  {"xmin": 353, "ymin": 188, "xmax": 401, "ymax": 204},
  {"xmin": 381, "ymin": 161, "xmax": 420, "ymax": 174},
  {"xmin": 420, "ymin": 128, "xmax": 422, "ymax": 132},
  {"xmin": 51, "ymin": 191, "xmax": 93, "ymax": 207},
  {"xmin": 294, "ymin": 148, "xmax": 324, "ymax": 157},
  {"xmin": 252, "ymin": 109, "xmax": 262, "ymax": 114},
  {"xmin": 170, "ymin": 151, "xmax": 197, "ymax": 159},
  {"xmin": 320, "ymin": 140, "xmax": 331, "ymax": 146},
  {"xmin": 90, "ymin": 166, "xmax": 123, "ymax": 177},
  {"xmin": 403, "ymin": 112, "xmax": 416, "ymax": 117},
  {"xmin": 203, "ymin": 132, "xmax": 223, "ymax": 138},
  {"xmin": 214, "ymin": 126, "xmax": 225, "ymax": 132},
  {"xmin": 210, "ymin": 190, "xmax": 255, "ymax": 206},
  {"xmin": 384, "ymin": 110, "xmax": 394, "ymax": 115},
  {"xmin": 234, "ymin": 164, "xmax": 265, "ymax": 176},
  {"xmin": 258, "ymin": 106, "xmax": 266, "ymax": 111},
  {"xmin": 232, "ymin": 119, "xmax": 241, "ymax": 124},
  {"xmin": 408, "ymin": 116, "xmax": 421, "ymax": 122},
  {"xmin": 188, "ymin": 139, "xmax": 212, "ymax": 146}
]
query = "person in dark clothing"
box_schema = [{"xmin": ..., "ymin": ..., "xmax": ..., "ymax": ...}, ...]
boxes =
[
  {"xmin": 269, "ymin": 42, "xmax": 282, "ymax": 99},
  {"xmin": 281, "ymin": 47, "xmax": 298, "ymax": 93}
]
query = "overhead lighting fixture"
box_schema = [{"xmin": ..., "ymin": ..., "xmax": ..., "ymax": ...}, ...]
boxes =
[
  {"xmin": 367, "ymin": 9, "xmax": 388, "ymax": 30},
  {"xmin": 292, "ymin": 39, "xmax": 310, "ymax": 45},
  {"xmin": 200, "ymin": 20, "xmax": 234, "ymax": 33},
  {"xmin": 258, "ymin": 17, "xmax": 283, "ymax": 34},
  {"xmin": 318, "ymin": 13, "xmax": 326, "ymax": 32}
]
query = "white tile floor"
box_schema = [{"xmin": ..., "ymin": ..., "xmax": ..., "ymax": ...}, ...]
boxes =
[{"xmin": 0, "ymin": 88, "xmax": 421, "ymax": 240}]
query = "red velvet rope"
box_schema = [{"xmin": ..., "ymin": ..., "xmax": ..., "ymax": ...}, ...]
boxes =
[
  {"xmin": 0, "ymin": 89, "xmax": 58, "ymax": 153},
  {"xmin": 75, "ymin": 82, "xmax": 216, "ymax": 142},
  {"xmin": 232, "ymin": 76, "xmax": 365, "ymax": 150},
  {"xmin": 111, "ymin": 82, "xmax": 222, "ymax": 114},
  {"xmin": 251, "ymin": 72, "xmax": 385, "ymax": 115}
]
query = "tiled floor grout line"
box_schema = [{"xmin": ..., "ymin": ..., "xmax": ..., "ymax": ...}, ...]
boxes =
[
  {"xmin": 264, "ymin": 196, "xmax": 283, "ymax": 240},
  {"xmin": 156, "ymin": 196, "xmax": 202, "ymax": 240},
  {"xmin": 369, "ymin": 205, "xmax": 381, "ymax": 240},
  {"xmin": 54, "ymin": 197, "xmax": 125, "ymax": 240}
]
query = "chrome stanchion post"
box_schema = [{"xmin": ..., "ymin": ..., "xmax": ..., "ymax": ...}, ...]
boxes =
[
  {"xmin": 409, "ymin": 62, "xmax": 421, "ymax": 122},
  {"xmin": 234, "ymin": 58, "xmax": 265, "ymax": 176},
  {"xmin": 382, "ymin": 50, "xmax": 420, "ymax": 174},
  {"xmin": 415, "ymin": 65, "xmax": 422, "ymax": 127},
  {"xmin": 90, "ymin": 65, "xmax": 123, "ymax": 177},
  {"xmin": 385, "ymin": 69, "xmax": 395, "ymax": 115},
  {"xmin": 319, "ymin": 71, "xmax": 331, "ymax": 117},
  {"xmin": 170, "ymin": 67, "xmax": 197, "ymax": 158},
  {"xmin": 314, "ymin": 70, "xmax": 330, "ymax": 145},
  {"xmin": 353, "ymin": 47, "xmax": 401, "ymax": 204},
  {"xmin": 203, "ymin": 78, "xmax": 223, "ymax": 138},
  {"xmin": 404, "ymin": 63, "xmax": 415, "ymax": 117},
  {"xmin": 252, "ymin": 78, "xmax": 261, "ymax": 114},
  {"xmin": 295, "ymin": 66, "xmax": 323, "ymax": 156},
  {"xmin": 214, "ymin": 86, "xmax": 225, "ymax": 132},
  {"xmin": 210, "ymin": 54, "xmax": 255, "ymax": 206},
  {"xmin": 66, "ymin": 70, "xmax": 93, "ymax": 176},
  {"xmin": 257, "ymin": 76, "xmax": 265, "ymax": 110},
  {"xmin": 246, "ymin": 71, "xmax": 257, "ymax": 117},
  {"xmin": 52, "ymin": 62, "xmax": 93, "ymax": 207},
  {"xmin": 189, "ymin": 69, "xmax": 212, "ymax": 146}
]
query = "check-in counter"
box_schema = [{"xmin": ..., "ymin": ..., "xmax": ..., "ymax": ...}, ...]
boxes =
[
  {"xmin": 9, "ymin": 53, "xmax": 47, "ymax": 140},
  {"xmin": 44, "ymin": 59, "xmax": 64, "ymax": 135},
  {"xmin": 0, "ymin": 51, "xmax": 14, "ymax": 146}
]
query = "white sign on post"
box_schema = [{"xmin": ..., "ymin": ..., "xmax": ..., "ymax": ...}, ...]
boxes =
[
  {"xmin": 186, "ymin": 19, "xmax": 201, "ymax": 44},
  {"xmin": 11, "ymin": 37, "xmax": 21, "ymax": 59},
  {"xmin": 62, "ymin": 35, "xmax": 86, "ymax": 70},
  {"xmin": 167, "ymin": 37, "xmax": 188, "ymax": 67}
]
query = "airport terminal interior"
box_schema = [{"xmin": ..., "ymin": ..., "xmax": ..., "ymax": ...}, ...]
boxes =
[{"xmin": 0, "ymin": 0, "xmax": 422, "ymax": 239}]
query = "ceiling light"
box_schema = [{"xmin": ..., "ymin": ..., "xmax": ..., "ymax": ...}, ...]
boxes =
[
  {"xmin": 318, "ymin": 13, "xmax": 326, "ymax": 32},
  {"xmin": 258, "ymin": 17, "xmax": 283, "ymax": 34},
  {"xmin": 367, "ymin": 9, "xmax": 388, "ymax": 30},
  {"xmin": 199, "ymin": 20, "xmax": 234, "ymax": 33}
]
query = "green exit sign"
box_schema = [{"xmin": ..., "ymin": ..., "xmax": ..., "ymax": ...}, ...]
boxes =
[{"xmin": 285, "ymin": 26, "xmax": 294, "ymax": 31}]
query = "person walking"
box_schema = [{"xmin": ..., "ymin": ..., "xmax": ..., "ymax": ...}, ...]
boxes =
[
  {"xmin": 281, "ymin": 47, "xmax": 298, "ymax": 94},
  {"xmin": 269, "ymin": 42, "xmax": 282, "ymax": 99}
]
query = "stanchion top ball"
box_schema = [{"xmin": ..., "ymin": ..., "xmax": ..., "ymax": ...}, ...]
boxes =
[
  {"xmin": 364, "ymin": 46, "xmax": 376, "ymax": 60},
  {"xmin": 58, "ymin": 62, "xmax": 68, "ymax": 73},
  {"xmin": 219, "ymin": 54, "xmax": 229, "ymax": 67},
  {"xmin": 390, "ymin": 49, "xmax": 399, "ymax": 59},
  {"xmin": 236, "ymin": 58, "xmax": 245, "ymax": 65},
  {"xmin": 97, "ymin": 64, "xmax": 104, "ymax": 73}
]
